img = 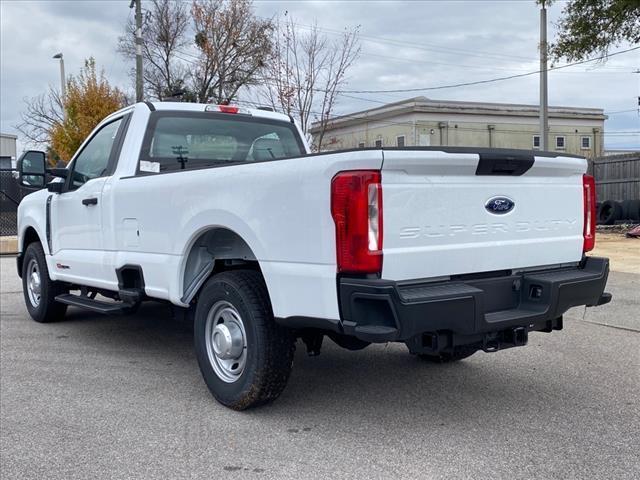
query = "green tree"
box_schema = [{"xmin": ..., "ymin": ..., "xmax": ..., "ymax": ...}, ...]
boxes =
[{"xmin": 538, "ymin": 0, "xmax": 640, "ymax": 61}]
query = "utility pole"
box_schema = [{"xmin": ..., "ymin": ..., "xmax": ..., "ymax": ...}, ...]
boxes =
[
  {"xmin": 539, "ymin": 1, "xmax": 549, "ymax": 151},
  {"xmin": 130, "ymin": 0, "xmax": 143, "ymax": 102},
  {"xmin": 52, "ymin": 53, "xmax": 66, "ymax": 120}
]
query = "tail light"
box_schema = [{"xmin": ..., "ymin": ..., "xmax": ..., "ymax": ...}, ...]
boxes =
[
  {"xmin": 583, "ymin": 174, "xmax": 596, "ymax": 252},
  {"xmin": 331, "ymin": 170, "xmax": 383, "ymax": 274}
]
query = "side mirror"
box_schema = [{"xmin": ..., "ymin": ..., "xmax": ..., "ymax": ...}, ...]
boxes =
[
  {"xmin": 47, "ymin": 181, "xmax": 64, "ymax": 194},
  {"xmin": 17, "ymin": 150, "xmax": 46, "ymax": 189},
  {"xmin": 48, "ymin": 167, "xmax": 68, "ymax": 179}
]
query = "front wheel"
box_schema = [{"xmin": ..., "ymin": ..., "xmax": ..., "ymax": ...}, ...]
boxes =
[
  {"xmin": 21, "ymin": 242, "xmax": 68, "ymax": 323},
  {"xmin": 194, "ymin": 270, "xmax": 295, "ymax": 410}
]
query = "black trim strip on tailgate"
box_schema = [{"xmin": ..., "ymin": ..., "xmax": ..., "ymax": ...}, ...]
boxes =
[{"xmin": 475, "ymin": 151, "xmax": 535, "ymax": 176}]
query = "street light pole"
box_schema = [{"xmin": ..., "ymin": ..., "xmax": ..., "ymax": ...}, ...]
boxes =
[
  {"xmin": 130, "ymin": 0, "xmax": 144, "ymax": 102},
  {"xmin": 539, "ymin": 1, "xmax": 549, "ymax": 151},
  {"xmin": 52, "ymin": 52, "xmax": 66, "ymax": 120},
  {"xmin": 52, "ymin": 53, "xmax": 66, "ymax": 98}
]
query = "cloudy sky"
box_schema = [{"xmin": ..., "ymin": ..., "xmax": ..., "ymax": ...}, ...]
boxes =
[{"xmin": 1, "ymin": 0, "xmax": 639, "ymax": 153}]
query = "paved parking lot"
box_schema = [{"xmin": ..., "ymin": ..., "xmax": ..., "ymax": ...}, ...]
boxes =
[{"xmin": 1, "ymin": 255, "xmax": 638, "ymax": 479}]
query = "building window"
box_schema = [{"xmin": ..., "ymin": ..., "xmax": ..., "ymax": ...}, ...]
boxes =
[
  {"xmin": 358, "ymin": 142, "xmax": 365, "ymax": 149},
  {"xmin": 396, "ymin": 135, "xmax": 405, "ymax": 148},
  {"xmin": 532, "ymin": 135, "xmax": 540, "ymax": 149},
  {"xmin": 555, "ymin": 136, "xmax": 566, "ymax": 150},
  {"xmin": 581, "ymin": 136, "xmax": 591, "ymax": 149},
  {"xmin": 374, "ymin": 139, "xmax": 383, "ymax": 148}
]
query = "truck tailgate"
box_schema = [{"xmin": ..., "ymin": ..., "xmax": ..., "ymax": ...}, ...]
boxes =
[{"xmin": 381, "ymin": 149, "xmax": 587, "ymax": 281}]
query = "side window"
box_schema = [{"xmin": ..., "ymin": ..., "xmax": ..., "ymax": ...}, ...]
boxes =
[{"xmin": 70, "ymin": 118, "xmax": 123, "ymax": 189}]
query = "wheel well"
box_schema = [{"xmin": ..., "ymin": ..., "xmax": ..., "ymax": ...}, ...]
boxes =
[
  {"xmin": 17, "ymin": 227, "xmax": 42, "ymax": 277},
  {"xmin": 182, "ymin": 227, "xmax": 261, "ymax": 304},
  {"xmin": 22, "ymin": 227, "xmax": 40, "ymax": 251}
]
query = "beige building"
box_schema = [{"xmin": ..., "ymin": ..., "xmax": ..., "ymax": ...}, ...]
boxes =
[
  {"xmin": 310, "ymin": 97, "xmax": 606, "ymax": 158},
  {"xmin": 1, "ymin": 133, "xmax": 18, "ymax": 169}
]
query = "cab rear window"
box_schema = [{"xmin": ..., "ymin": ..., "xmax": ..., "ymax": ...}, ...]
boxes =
[{"xmin": 138, "ymin": 112, "xmax": 305, "ymax": 174}]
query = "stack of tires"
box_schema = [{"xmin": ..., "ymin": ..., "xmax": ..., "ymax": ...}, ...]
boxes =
[{"xmin": 597, "ymin": 200, "xmax": 640, "ymax": 225}]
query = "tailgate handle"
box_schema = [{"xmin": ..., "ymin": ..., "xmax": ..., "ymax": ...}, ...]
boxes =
[{"xmin": 476, "ymin": 154, "xmax": 534, "ymax": 176}]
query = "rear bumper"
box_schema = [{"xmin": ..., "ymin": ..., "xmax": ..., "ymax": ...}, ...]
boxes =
[{"xmin": 339, "ymin": 257, "xmax": 611, "ymax": 351}]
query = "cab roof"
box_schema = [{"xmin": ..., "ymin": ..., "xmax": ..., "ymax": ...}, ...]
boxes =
[{"xmin": 146, "ymin": 101, "xmax": 292, "ymax": 123}]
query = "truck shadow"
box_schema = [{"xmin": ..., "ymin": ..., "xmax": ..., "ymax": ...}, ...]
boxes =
[
  {"xmin": 57, "ymin": 300, "xmax": 583, "ymax": 429},
  {"xmin": 59, "ymin": 303, "xmax": 572, "ymax": 422}
]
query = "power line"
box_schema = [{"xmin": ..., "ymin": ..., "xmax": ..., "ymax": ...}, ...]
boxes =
[
  {"xmin": 337, "ymin": 46, "xmax": 640, "ymax": 94},
  {"xmin": 173, "ymin": 46, "xmax": 639, "ymax": 103},
  {"xmin": 605, "ymin": 108, "xmax": 640, "ymax": 115},
  {"xmin": 265, "ymin": 16, "xmax": 539, "ymax": 64}
]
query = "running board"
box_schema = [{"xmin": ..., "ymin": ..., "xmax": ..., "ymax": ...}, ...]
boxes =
[{"xmin": 55, "ymin": 294, "xmax": 127, "ymax": 314}]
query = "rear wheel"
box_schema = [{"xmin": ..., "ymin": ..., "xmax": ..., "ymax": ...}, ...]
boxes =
[
  {"xmin": 194, "ymin": 270, "xmax": 295, "ymax": 410},
  {"xmin": 417, "ymin": 347, "xmax": 477, "ymax": 363},
  {"xmin": 21, "ymin": 242, "xmax": 68, "ymax": 323}
]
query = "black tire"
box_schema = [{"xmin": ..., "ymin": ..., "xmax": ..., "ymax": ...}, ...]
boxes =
[
  {"xmin": 598, "ymin": 200, "xmax": 622, "ymax": 225},
  {"xmin": 596, "ymin": 203, "xmax": 604, "ymax": 225},
  {"xmin": 418, "ymin": 347, "xmax": 477, "ymax": 363},
  {"xmin": 21, "ymin": 242, "xmax": 68, "ymax": 323},
  {"xmin": 193, "ymin": 270, "xmax": 295, "ymax": 410},
  {"xmin": 621, "ymin": 200, "xmax": 634, "ymax": 221},
  {"xmin": 626, "ymin": 200, "xmax": 640, "ymax": 222}
]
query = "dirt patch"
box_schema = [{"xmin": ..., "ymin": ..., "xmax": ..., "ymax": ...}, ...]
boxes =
[{"xmin": 589, "ymin": 233, "xmax": 640, "ymax": 274}]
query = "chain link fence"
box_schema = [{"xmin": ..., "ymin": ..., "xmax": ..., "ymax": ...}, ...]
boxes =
[{"xmin": 1, "ymin": 169, "xmax": 20, "ymax": 238}]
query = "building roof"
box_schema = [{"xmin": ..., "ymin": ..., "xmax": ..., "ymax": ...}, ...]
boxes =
[
  {"xmin": 310, "ymin": 96, "xmax": 607, "ymax": 133},
  {"xmin": 0, "ymin": 133, "xmax": 18, "ymax": 140}
]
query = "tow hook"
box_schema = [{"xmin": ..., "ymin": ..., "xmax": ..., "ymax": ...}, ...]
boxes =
[
  {"xmin": 483, "ymin": 338, "xmax": 500, "ymax": 352},
  {"xmin": 506, "ymin": 326, "xmax": 528, "ymax": 347},
  {"xmin": 482, "ymin": 327, "xmax": 529, "ymax": 352}
]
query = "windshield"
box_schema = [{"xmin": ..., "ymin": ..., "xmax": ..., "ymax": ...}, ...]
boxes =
[{"xmin": 139, "ymin": 112, "xmax": 305, "ymax": 173}]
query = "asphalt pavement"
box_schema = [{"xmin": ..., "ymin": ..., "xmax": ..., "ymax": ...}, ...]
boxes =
[{"xmin": 1, "ymin": 256, "xmax": 638, "ymax": 480}]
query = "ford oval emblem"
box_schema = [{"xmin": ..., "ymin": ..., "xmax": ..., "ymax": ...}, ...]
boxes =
[{"xmin": 485, "ymin": 196, "xmax": 515, "ymax": 214}]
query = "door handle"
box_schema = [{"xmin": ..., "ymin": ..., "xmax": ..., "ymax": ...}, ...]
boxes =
[{"xmin": 82, "ymin": 197, "xmax": 98, "ymax": 206}]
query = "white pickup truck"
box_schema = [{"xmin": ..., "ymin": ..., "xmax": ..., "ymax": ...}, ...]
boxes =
[{"xmin": 16, "ymin": 102, "xmax": 611, "ymax": 410}]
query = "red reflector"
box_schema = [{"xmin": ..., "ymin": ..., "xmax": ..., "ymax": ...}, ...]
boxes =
[
  {"xmin": 218, "ymin": 105, "xmax": 239, "ymax": 114},
  {"xmin": 583, "ymin": 174, "xmax": 596, "ymax": 252},
  {"xmin": 331, "ymin": 170, "xmax": 383, "ymax": 274}
]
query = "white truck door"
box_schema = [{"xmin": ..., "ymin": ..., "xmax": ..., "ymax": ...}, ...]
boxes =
[{"xmin": 51, "ymin": 117, "xmax": 126, "ymax": 285}]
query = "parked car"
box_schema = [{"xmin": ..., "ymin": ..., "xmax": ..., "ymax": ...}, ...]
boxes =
[{"xmin": 16, "ymin": 102, "xmax": 611, "ymax": 409}]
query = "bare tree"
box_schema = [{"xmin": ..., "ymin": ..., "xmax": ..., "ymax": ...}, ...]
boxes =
[
  {"xmin": 190, "ymin": 0, "xmax": 273, "ymax": 103},
  {"xmin": 261, "ymin": 15, "xmax": 360, "ymax": 150},
  {"xmin": 16, "ymin": 87, "xmax": 64, "ymax": 147},
  {"xmin": 118, "ymin": 0, "xmax": 190, "ymax": 100}
]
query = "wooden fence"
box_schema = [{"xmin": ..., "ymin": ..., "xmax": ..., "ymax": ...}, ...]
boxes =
[{"xmin": 591, "ymin": 153, "xmax": 640, "ymax": 202}]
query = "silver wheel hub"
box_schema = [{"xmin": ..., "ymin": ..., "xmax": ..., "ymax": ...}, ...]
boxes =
[
  {"xmin": 212, "ymin": 322, "xmax": 244, "ymax": 360},
  {"xmin": 26, "ymin": 259, "xmax": 42, "ymax": 307},
  {"xmin": 205, "ymin": 301, "xmax": 247, "ymax": 383}
]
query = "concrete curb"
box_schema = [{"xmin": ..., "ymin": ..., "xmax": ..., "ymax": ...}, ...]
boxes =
[{"xmin": 0, "ymin": 236, "xmax": 18, "ymax": 255}]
